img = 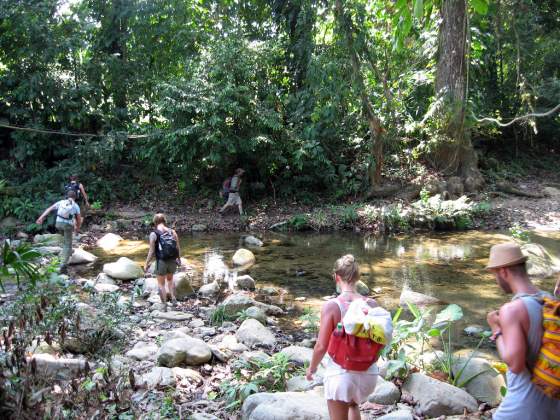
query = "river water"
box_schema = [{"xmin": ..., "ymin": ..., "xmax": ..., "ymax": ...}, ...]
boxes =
[{"xmin": 88, "ymin": 230, "xmax": 560, "ymax": 336}]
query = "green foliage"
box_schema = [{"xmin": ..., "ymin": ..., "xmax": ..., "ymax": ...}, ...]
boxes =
[
  {"xmin": 219, "ymin": 353, "xmax": 298, "ymax": 410},
  {"xmin": 298, "ymin": 307, "xmax": 320, "ymax": 334},
  {"xmin": 288, "ymin": 214, "xmax": 309, "ymax": 231},
  {"xmin": 509, "ymin": 223, "xmax": 530, "ymax": 242},
  {"xmin": 91, "ymin": 200, "xmax": 103, "ymax": 210},
  {"xmin": 0, "ymin": 239, "xmax": 41, "ymax": 290}
]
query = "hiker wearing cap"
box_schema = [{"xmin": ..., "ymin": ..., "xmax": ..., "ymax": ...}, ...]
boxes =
[
  {"xmin": 36, "ymin": 190, "xmax": 82, "ymax": 273},
  {"xmin": 307, "ymin": 255, "xmax": 391, "ymax": 420},
  {"xmin": 485, "ymin": 242, "xmax": 560, "ymax": 419},
  {"xmin": 144, "ymin": 214, "xmax": 181, "ymax": 312},
  {"xmin": 219, "ymin": 168, "xmax": 245, "ymax": 215}
]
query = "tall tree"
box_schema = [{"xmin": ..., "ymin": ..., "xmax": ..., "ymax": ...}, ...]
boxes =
[{"xmin": 434, "ymin": 0, "xmax": 483, "ymax": 188}]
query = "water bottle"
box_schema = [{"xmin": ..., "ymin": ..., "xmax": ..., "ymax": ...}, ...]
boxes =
[{"xmin": 334, "ymin": 322, "xmax": 344, "ymax": 337}]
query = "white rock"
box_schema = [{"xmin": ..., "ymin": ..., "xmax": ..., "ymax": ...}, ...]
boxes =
[
  {"xmin": 34, "ymin": 233, "xmax": 64, "ymax": 246},
  {"xmin": 244, "ymin": 306, "xmax": 267, "ymax": 324},
  {"xmin": 126, "ymin": 342, "xmax": 158, "ymax": 361},
  {"xmin": 368, "ymin": 377, "xmax": 401, "ymax": 405},
  {"xmin": 242, "ymin": 391, "xmax": 329, "ymax": 420},
  {"xmin": 244, "ymin": 235, "xmax": 264, "ymax": 247},
  {"xmin": 172, "ymin": 367, "xmax": 203, "ymax": 384},
  {"xmin": 522, "ymin": 243, "xmax": 560, "ymax": 278},
  {"xmin": 463, "ymin": 325, "xmax": 486, "ymax": 336},
  {"xmin": 139, "ymin": 366, "xmax": 176, "ymax": 388},
  {"xmin": 399, "ymin": 289, "xmax": 442, "ymax": 307},
  {"xmin": 174, "ymin": 272, "xmax": 195, "ymax": 299},
  {"xmin": 451, "ymin": 357, "xmax": 506, "ymax": 407},
  {"xmin": 94, "ymin": 283, "xmax": 120, "ymax": 293},
  {"xmin": 68, "ymin": 248, "xmax": 97, "ymax": 265},
  {"xmin": 199, "ymin": 281, "xmax": 220, "ymax": 297},
  {"xmin": 157, "ymin": 336, "xmax": 212, "ymax": 367},
  {"xmin": 95, "ymin": 273, "xmax": 117, "ymax": 285},
  {"xmin": 232, "ymin": 248, "xmax": 256, "ymax": 267},
  {"xmin": 402, "ymin": 373, "xmax": 478, "ymax": 417},
  {"xmin": 36, "ymin": 246, "xmax": 62, "ymax": 255},
  {"xmin": 236, "ymin": 319, "xmax": 277, "ymax": 348},
  {"xmin": 279, "ymin": 346, "xmax": 313, "ymax": 366},
  {"xmin": 152, "ymin": 310, "xmax": 192, "ymax": 321},
  {"xmin": 236, "ymin": 274, "xmax": 256, "ymax": 290},
  {"xmin": 96, "ymin": 233, "xmax": 123, "ymax": 250},
  {"xmin": 220, "ymin": 334, "xmax": 249, "ymax": 353},
  {"xmin": 286, "ymin": 376, "xmax": 313, "ymax": 392},
  {"xmin": 220, "ymin": 293, "xmax": 255, "ymax": 317},
  {"xmin": 103, "ymin": 257, "xmax": 143, "ymax": 280}
]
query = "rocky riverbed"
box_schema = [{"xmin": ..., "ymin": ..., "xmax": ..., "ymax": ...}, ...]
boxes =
[{"xmin": 5, "ymin": 231, "xmax": 553, "ymax": 419}]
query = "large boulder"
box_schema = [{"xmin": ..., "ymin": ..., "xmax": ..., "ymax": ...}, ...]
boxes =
[
  {"xmin": 220, "ymin": 293, "xmax": 255, "ymax": 317},
  {"xmin": 157, "ymin": 336, "xmax": 212, "ymax": 367},
  {"xmin": 68, "ymin": 248, "xmax": 98, "ymax": 265},
  {"xmin": 236, "ymin": 319, "xmax": 277, "ymax": 348},
  {"xmin": 126, "ymin": 342, "xmax": 158, "ymax": 361},
  {"xmin": 36, "ymin": 246, "xmax": 62, "ymax": 256},
  {"xmin": 451, "ymin": 357, "xmax": 505, "ymax": 407},
  {"xmin": 376, "ymin": 410, "xmax": 414, "ymax": 420},
  {"xmin": 34, "ymin": 233, "xmax": 64, "ymax": 246},
  {"xmin": 242, "ymin": 391, "xmax": 329, "ymax": 420},
  {"xmin": 367, "ymin": 377, "xmax": 401, "ymax": 405},
  {"xmin": 402, "ymin": 373, "xmax": 478, "ymax": 417},
  {"xmin": 522, "ymin": 243, "xmax": 560, "ymax": 278},
  {"xmin": 244, "ymin": 235, "xmax": 264, "ymax": 247},
  {"xmin": 96, "ymin": 233, "xmax": 123, "ymax": 250},
  {"xmin": 198, "ymin": 281, "xmax": 220, "ymax": 297},
  {"xmin": 191, "ymin": 224, "xmax": 207, "ymax": 232},
  {"xmin": 95, "ymin": 273, "xmax": 117, "ymax": 285},
  {"xmin": 103, "ymin": 257, "xmax": 143, "ymax": 280},
  {"xmin": 279, "ymin": 346, "xmax": 313, "ymax": 366},
  {"xmin": 174, "ymin": 272, "xmax": 195, "ymax": 300},
  {"xmin": 399, "ymin": 289, "xmax": 442, "ymax": 307},
  {"xmin": 232, "ymin": 248, "xmax": 256, "ymax": 267}
]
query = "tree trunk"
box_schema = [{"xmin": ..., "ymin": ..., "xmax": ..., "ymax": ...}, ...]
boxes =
[
  {"xmin": 334, "ymin": 0, "xmax": 384, "ymax": 188},
  {"xmin": 435, "ymin": 0, "xmax": 483, "ymax": 189}
]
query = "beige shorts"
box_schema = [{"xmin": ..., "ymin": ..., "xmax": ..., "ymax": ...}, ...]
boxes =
[
  {"xmin": 225, "ymin": 192, "xmax": 242, "ymax": 206},
  {"xmin": 324, "ymin": 372, "xmax": 378, "ymax": 404}
]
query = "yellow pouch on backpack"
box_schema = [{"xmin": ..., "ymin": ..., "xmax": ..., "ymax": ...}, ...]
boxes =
[{"xmin": 531, "ymin": 296, "xmax": 560, "ymax": 399}]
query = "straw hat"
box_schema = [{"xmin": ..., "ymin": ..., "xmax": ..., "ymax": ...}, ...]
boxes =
[{"xmin": 486, "ymin": 242, "xmax": 528, "ymax": 269}]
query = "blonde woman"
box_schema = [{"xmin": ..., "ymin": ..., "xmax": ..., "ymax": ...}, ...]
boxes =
[{"xmin": 306, "ymin": 255, "xmax": 380, "ymax": 420}]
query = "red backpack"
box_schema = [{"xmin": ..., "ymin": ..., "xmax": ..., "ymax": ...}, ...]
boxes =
[{"xmin": 327, "ymin": 297, "xmax": 384, "ymax": 371}]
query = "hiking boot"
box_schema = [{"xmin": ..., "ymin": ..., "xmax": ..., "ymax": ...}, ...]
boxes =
[
  {"xmin": 162, "ymin": 302, "xmax": 168, "ymax": 312},
  {"xmin": 171, "ymin": 297, "xmax": 178, "ymax": 307},
  {"xmin": 59, "ymin": 265, "xmax": 68, "ymax": 274}
]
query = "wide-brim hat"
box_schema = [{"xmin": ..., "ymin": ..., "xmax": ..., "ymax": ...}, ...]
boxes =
[{"xmin": 486, "ymin": 242, "xmax": 528, "ymax": 269}]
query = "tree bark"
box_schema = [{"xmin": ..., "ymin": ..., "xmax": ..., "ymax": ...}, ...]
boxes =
[{"xmin": 434, "ymin": 0, "xmax": 482, "ymax": 188}]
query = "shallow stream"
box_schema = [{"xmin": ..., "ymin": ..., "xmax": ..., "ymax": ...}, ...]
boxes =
[{"xmin": 87, "ymin": 230, "xmax": 560, "ymax": 338}]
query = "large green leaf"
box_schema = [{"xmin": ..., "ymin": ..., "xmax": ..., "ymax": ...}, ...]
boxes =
[
  {"xmin": 434, "ymin": 304, "xmax": 464, "ymax": 325},
  {"xmin": 470, "ymin": 0, "xmax": 488, "ymax": 15}
]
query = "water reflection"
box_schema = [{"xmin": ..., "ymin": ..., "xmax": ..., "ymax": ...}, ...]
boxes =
[{"xmin": 89, "ymin": 230, "xmax": 560, "ymax": 327}]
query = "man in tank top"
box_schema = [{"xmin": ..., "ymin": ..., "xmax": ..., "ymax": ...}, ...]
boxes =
[{"xmin": 485, "ymin": 242, "xmax": 560, "ymax": 420}]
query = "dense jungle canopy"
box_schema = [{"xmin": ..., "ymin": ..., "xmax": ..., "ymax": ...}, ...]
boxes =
[{"xmin": 0, "ymin": 0, "xmax": 559, "ymax": 212}]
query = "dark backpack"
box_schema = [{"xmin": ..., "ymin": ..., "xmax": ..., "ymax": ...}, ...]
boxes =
[
  {"xmin": 64, "ymin": 182, "xmax": 81, "ymax": 200},
  {"xmin": 222, "ymin": 177, "xmax": 232, "ymax": 194},
  {"xmin": 154, "ymin": 229, "xmax": 179, "ymax": 260}
]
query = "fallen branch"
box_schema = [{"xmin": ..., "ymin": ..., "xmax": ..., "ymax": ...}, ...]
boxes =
[{"xmin": 496, "ymin": 181, "xmax": 545, "ymax": 198}]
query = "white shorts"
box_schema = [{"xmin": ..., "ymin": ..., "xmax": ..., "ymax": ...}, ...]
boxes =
[
  {"xmin": 324, "ymin": 372, "xmax": 378, "ymax": 404},
  {"xmin": 225, "ymin": 192, "xmax": 242, "ymax": 206}
]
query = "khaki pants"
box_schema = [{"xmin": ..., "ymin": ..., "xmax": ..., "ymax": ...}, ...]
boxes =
[{"xmin": 55, "ymin": 222, "xmax": 73, "ymax": 265}]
